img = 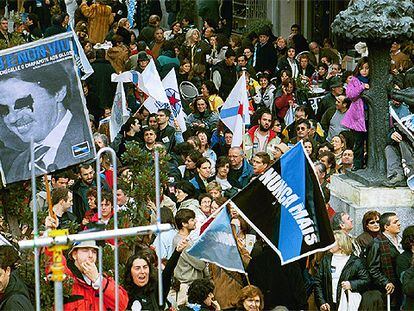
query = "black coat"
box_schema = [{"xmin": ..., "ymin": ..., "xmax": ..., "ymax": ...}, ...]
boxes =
[
  {"xmin": 314, "ymin": 253, "xmax": 370, "ymax": 309},
  {"xmin": 88, "ymin": 59, "xmax": 117, "ymax": 109},
  {"xmin": 275, "ymin": 56, "xmax": 300, "ymax": 79},
  {"xmin": 397, "ymin": 251, "xmax": 413, "ymax": 280},
  {"xmin": 212, "ymin": 60, "xmax": 237, "ymax": 100},
  {"xmin": 254, "ymin": 41, "xmax": 278, "ymax": 75},
  {"xmin": 317, "ymin": 92, "xmax": 336, "ymax": 121},
  {"xmin": 366, "ymin": 234, "xmax": 403, "ymax": 308},
  {"xmin": 0, "ymin": 271, "xmax": 33, "ymax": 311},
  {"xmin": 246, "ymin": 245, "xmax": 307, "ymax": 310}
]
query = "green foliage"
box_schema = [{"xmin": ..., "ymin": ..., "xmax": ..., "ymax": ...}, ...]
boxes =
[
  {"xmin": 295, "ymin": 77, "xmax": 311, "ymax": 97},
  {"xmin": 119, "ymin": 142, "xmax": 170, "ymax": 248},
  {"xmin": 0, "ymin": 33, "xmax": 27, "ymax": 50},
  {"xmin": 176, "ymin": 0, "xmax": 198, "ymax": 25},
  {"xmin": 242, "ymin": 19, "xmax": 273, "ymax": 38}
]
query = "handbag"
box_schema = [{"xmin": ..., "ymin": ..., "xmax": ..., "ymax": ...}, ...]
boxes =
[{"xmin": 338, "ymin": 289, "xmax": 362, "ymax": 311}]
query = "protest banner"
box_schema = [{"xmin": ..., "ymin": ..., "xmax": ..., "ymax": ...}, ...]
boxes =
[
  {"xmin": 231, "ymin": 143, "xmax": 335, "ymax": 264},
  {"xmin": 0, "ymin": 33, "xmax": 95, "ymax": 185}
]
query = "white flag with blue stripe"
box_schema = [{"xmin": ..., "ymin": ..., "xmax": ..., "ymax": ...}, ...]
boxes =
[
  {"xmin": 187, "ymin": 207, "xmax": 245, "ymax": 273},
  {"xmin": 219, "ymin": 72, "xmax": 250, "ymax": 146}
]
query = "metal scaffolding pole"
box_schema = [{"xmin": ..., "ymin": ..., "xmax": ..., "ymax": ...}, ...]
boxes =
[
  {"xmin": 19, "ymin": 224, "xmax": 173, "ymax": 249},
  {"xmin": 96, "ymin": 147, "xmax": 119, "ymax": 310},
  {"xmin": 154, "ymin": 150, "xmax": 163, "ymax": 306},
  {"xmin": 30, "ymin": 138, "xmax": 41, "ymax": 311},
  {"xmin": 22, "ymin": 146, "xmax": 173, "ymax": 310}
]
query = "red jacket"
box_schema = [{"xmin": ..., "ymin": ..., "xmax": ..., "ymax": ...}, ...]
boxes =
[
  {"xmin": 246, "ymin": 125, "xmax": 278, "ymax": 144},
  {"xmin": 45, "ymin": 249, "xmax": 129, "ymax": 310},
  {"xmin": 274, "ymin": 93, "xmax": 294, "ymax": 118}
]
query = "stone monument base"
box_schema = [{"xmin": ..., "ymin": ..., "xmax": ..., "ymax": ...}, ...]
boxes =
[{"xmin": 330, "ymin": 174, "xmax": 414, "ymax": 235}]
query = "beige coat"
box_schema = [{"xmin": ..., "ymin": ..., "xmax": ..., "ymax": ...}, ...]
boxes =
[{"xmin": 80, "ymin": 2, "xmax": 114, "ymax": 44}]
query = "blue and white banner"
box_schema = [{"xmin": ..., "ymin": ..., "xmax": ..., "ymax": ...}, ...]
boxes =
[
  {"xmin": 187, "ymin": 207, "xmax": 245, "ymax": 273},
  {"xmin": 231, "ymin": 143, "xmax": 335, "ymax": 264}
]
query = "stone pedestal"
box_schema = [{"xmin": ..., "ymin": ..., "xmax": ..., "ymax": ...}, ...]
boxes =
[{"xmin": 330, "ymin": 174, "xmax": 414, "ymax": 235}]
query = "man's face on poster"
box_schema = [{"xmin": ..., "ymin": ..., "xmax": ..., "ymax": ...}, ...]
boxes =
[{"xmin": 0, "ymin": 78, "xmax": 67, "ymax": 143}]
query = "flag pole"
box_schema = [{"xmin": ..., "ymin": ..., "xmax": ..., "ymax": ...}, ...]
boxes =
[{"xmin": 43, "ymin": 174, "xmax": 56, "ymax": 222}]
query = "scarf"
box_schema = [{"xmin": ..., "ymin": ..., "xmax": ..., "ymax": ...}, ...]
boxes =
[
  {"xmin": 357, "ymin": 75, "xmax": 369, "ymax": 84},
  {"xmin": 378, "ymin": 234, "xmax": 396, "ymax": 283}
]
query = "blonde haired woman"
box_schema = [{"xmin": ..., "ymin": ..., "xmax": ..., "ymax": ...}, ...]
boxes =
[
  {"xmin": 180, "ymin": 28, "xmax": 211, "ymax": 68},
  {"xmin": 314, "ymin": 230, "xmax": 370, "ymax": 311}
]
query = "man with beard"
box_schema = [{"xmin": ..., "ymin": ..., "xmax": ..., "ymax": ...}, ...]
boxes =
[
  {"xmin": 243, "ymin": 109, "xmax": 281, "ymax": 161},
  {"xmin": 71, "ymin": 163, "xmax": 110, "ymax": 223}
]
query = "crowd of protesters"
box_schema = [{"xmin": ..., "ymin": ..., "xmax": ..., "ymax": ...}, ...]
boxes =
[{"xmin": 0, "ymin": 1, "xmax": 414, "ymax": 310}]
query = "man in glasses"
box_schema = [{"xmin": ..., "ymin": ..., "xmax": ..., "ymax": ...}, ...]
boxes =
[
  {"xmin": 281, "ymin": 105, "xmax": 308, "ymax": 142},
  {"xmin": 0, "ymin": 61, "xmax": 94, "ymax": 183},
  {"xmin": 289, "ymin": 119, "xmax": 312, "ymax": 145}
]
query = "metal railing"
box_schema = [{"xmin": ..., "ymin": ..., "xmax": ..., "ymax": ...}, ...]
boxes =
[{"xmin": 19, "ymin": 144, "xmax": 169, "ymax": 310}]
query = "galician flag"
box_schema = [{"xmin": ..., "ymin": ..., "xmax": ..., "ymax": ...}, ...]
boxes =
[
  {"xmin": 219, "ymin": 72, "xmax": 250, "ymax": 146},
  {"xmin": 187, "ymin": 207, "xmax": 245, "ymax": 273}
]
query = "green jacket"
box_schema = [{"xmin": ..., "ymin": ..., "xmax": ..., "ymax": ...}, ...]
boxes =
[{"xmin": 0, "ymin": 271, "xmax": 33, "ymax": 311}]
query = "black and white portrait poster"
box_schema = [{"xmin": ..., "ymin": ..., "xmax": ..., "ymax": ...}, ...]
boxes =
[{"xmin": 0, "ymin": 33, "xmax": 95, "ymax": 185}]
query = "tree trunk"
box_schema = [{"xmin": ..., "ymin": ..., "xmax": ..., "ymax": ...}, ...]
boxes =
[{"xmin": 347, "ymin": 41, "xmax": 390, "ymax": 185}]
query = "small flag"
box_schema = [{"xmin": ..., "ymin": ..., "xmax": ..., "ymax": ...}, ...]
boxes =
[
  {"xmin": 109, "ymin": 81, "xmax": 130, "ymax": 141},
  {"xmin": 219, "ymin": 72, "xmax": 250, "ymax": 146},
  {"xmin": 187, "ymin": 207, "xmax": 245, "ymax": 273},
  {"xmin": 144, "ymin": 69, "xmax": 187, "ymax": 132}
]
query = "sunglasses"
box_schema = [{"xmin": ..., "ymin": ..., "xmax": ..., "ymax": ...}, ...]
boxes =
[
  {"xmin": 296, "ymin": 126, "xmax": 307, "ymax": 131},
  {"xmin": 0, "ymin": 95, "xmax": 34, "ymax": 117},
  {"xmin": 368, "ymin": 220, "xmax": 379, "ymax": 225}
]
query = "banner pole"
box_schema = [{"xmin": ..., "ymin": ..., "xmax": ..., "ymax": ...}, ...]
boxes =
[
  {"xmin": 387, "ymin": 293, "xmax": 390, "ymax": 311},
  {"xmin": 155, "ymin": 150, "xmax": 164, "ymax": 306},
  {"xmin": 96, "ymin": 151, "xmax": 104, "ymax": 311},
  {"xmin": 96, "ymin": 147, "xmax": 120, "ymax": 311},
  {"xmin": 30, "ymin": 138, "xmax": 41, "ymax": 311},
  {"xmin": 54, "ymin": 281, "xmax": 63, "ymax": 311},
  {"xmin": 43, "ymin": 174, "xmax": 56, "ymax": 221}
]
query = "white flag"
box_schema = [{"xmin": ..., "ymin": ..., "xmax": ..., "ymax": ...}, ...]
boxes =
[
  {"xmin": 162, "ymin": 69, "xmax": 187, "ymax": 132},
  {"xmin": 140, "ymin": 59, "xmax": 169, "ymax": 103},
  {"xmin": 109, "ymin": 81, "xmax": 130, "ymax": 141},
  {"xmin": 219, "ymin": 73, "xmax": 250, "ymax": 146}
]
